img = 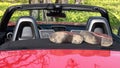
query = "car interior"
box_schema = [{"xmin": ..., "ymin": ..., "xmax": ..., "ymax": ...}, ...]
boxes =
[
  {"xmin": 12, "ymin": 16, "xmax": 40, "ymax": 41},
  {"xmin": 8, "ymin": 16, "xmax": 112, "ymax": 41},
  {"xmin": 1, "ymin": 15, "xmax": 120, "ymax": 51},
  {"xmin": 86, "ymin": 17, "xmax": 112, "ymax": 36}
]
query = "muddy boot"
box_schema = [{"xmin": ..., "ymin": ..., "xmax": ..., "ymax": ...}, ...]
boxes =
[
  {"xmin": 49, "ymin": 31, "xmax": 71, "ymax": 44},
  {"xmin": 49, "ymin": 31, "xmax": 83, "ymax": 44},
  {"xmin": 71, "ymin": 34, "xmax": 83, "ymax": 44},
  {"xmin": 92, "ymin": 32, "xmax": 113, "ymax": 47},
  {"xmin": 79, "ymin": 30, "xmax": 98, "ymax": 44}
]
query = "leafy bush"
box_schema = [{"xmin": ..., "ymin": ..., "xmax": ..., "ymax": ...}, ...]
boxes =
[{"xmin": 83, "ymin": 0, "xmax": 120, "ymax": 34}]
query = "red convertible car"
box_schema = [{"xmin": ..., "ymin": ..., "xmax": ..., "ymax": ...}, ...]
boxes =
[{"xmin": 0, "ymin": 4, "xmax": 120, "ymax": 68}]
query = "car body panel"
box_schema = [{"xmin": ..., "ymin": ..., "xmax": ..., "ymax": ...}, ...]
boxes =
[{"xmin": 0, "ymin": 49, "xmax": 120, "ymax": 68}]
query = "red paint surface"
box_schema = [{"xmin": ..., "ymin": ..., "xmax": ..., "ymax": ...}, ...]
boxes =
[{"xmin": 0, "ymin": 49, "xmax": 120, "ymax": 68}]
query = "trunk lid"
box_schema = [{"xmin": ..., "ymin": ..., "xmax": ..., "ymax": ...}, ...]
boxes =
[{"xmin": 0, "ymin": 49, "xmax": 119, "ymax": 68}]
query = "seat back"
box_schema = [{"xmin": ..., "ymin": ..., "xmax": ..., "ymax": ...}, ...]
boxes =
[
  {"xmin": 86, "ymin": 17, "xmax": 112, "ymax": 36},
  {"xmin": 12, "ymin": 16, "xmax": 40, "ymax": 41},
  {"xmin": 18, "ymin": 26, "xmax": 33, "ymax": 40}
]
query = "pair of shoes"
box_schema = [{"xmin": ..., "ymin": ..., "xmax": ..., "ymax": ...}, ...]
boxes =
[
  {"xmin": 49, "ymin": 31, "xmax": 113, "ymax": 47},
  {"xmin": 80, "ymin": 30, "xmax": 113, "ymax": 47},
  {"xmin": 92, "ymin": 32, "xmax": 113, "ymax": 47}
]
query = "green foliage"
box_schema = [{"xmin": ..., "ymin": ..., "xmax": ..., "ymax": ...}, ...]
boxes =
[
  {"xmin": 10, "ymin": 11, "xmax": 29, "ymax": 21},
  {"xmin": 109, "ymin": 12, "xmax": 120, "ymax": 34},
  {"xmin": 54, "ymin": 11, "xmax": 100, "ymax": 23},
  {"xmin": 0, "ymin": 0, "xmax": 28, "ymax": 3},
  {"xmin": 65, "ymin": 11, "xmax": 100, "ymax": 23},
  {"xmin": 84, "ymin": 0, "xmax": 120, "ymax": 19},
  {"xmin": 83, "ymin": 0, "xmax": 120, "ymax": 34},
  {"xmin": 0, "ymin": 2, "xmax": 21, "ymax": 20}
]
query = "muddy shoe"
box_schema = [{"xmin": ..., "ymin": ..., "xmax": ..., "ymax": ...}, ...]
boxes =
[
  {"xmin": 79, "ymin": 30, "xmax": 98, "ymax": 44},
  {"xmin": 49, "ymin": 31, "xmax": 83, "ymax": 44},
  {"xmin": 49, "ymin": 31, "xmax": 71, "ymax": 43},
  {"xmin": 71, "ymin": 34, "xmax": 83, "ymax": 44},
  {"xmin": 101, "ymin": 37, "xmax": 113, "ymax": 47},
  {"xmin": 92, "ymin": 33, "xmax": 113, "ymax": 47}
]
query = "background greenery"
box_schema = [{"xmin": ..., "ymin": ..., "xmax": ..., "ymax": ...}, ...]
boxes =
[{"xmin": 0, "ymin": 0, "xmax": 120, "ymax": 34}]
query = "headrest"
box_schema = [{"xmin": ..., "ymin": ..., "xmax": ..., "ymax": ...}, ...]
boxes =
[
  {"xmin": 12, "ymin": 16, "xmax": 40, "ymax": 41},
  {"xmin": 86, "ymin": 17, "xmax": 112, "ymax": 36},
  {"xmin": 19, "ymin": 26, "xmax": 33, "ymax": 40}
]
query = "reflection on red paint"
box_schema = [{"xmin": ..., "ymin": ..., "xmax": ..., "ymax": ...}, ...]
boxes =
[
  {"xmin": 0, "ymin": 49, "xmax": 117, "ymax": 68},
  {"xmin": 94, "ymin": 64, "xmax": 100, "ymax": 68},
  {"xmin": 50, "ymin": 50, "xmax": 110, "ymax": 57},
  {"xmin": 0, "ymin": 50, "xmax": 50, "ymax": 68},
  {"xmin": 66, "ymin": 59, "xmax": 79, "ymax": 68}
]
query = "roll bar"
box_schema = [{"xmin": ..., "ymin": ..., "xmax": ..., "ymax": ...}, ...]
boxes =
[{"xmin": 0, "ymin": 4, "xmax": 110, "ymax": 31}]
